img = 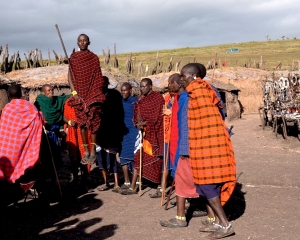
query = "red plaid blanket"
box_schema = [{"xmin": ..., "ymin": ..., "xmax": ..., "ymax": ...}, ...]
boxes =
[
  {"xmin": 0, "ymin": 99, "xmax": 43, "ymax": 183},
  {"xmin": 68, "ymin": 50, "xmax": 105, "ymax": 132},
  {"xmin": 133, "ymin": 91, "xmax": 165, "ymax": 183}
]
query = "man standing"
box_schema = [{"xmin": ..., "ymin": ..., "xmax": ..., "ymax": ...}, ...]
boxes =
[
  {"xmin": 119, "ymin": 82, "xmax": 138, "ymax": 190},
  {"xmin": 96, "ymin": 76, "xmax": 125, "ymax": 192},
  {"xmin": 181, "ymin": 63, "xmax": 236, "ymax": 239},
  {"xmin": 68, "ymin": 34, "xmax": 105, "ymax": 164},
  {"xmin": 0, "ymin": 84, "xmax": 44, "ymax": 183},
  {"xmin": 121, "ymin": 78, "xmax": 164, "ymax": 195}
]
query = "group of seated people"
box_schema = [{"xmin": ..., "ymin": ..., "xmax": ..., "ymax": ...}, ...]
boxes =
[{"xmin": 0, "ymin": 61, "xmax": 237, "ymax": 239}]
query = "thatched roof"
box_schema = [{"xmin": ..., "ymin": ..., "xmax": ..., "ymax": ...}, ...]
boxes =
[
  {"xmin": 145, "ymin": 71, "xmax": 177, "ymax": 89},
  {"xmin": 2, "ymin": 65, "xmax": 142, "ymax": 95},
  {"xmin": 204, "ymin": 77, "xmax": 240, "ymax": 92},
  {"xmin": 145, "ymin": 71, "xmax": 240, "ymax": 92}
]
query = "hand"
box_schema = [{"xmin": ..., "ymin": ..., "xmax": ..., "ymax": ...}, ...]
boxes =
[
  {"xmin": 136, "ymin": 121, "xmax": 147, "ymax": 130},
  {"xmin": 72, "ymin": 94, "xmax": 79, "ymax": 99},
  {"xmin": 162, "ymin": 108, "xmax": 172, "ymax": 116},
  {"xmin": 70, "ymin": 120, "xmax": 77, "ymax": 127}
]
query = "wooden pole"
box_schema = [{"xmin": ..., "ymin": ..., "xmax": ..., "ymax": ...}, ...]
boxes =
[
  {"xmin": 138, "ymin": 130, "xmax": 143, "ymax": 196},
  {"xmin": 164, "ymin": 179, "xmax": 175, "ymax": 210}
]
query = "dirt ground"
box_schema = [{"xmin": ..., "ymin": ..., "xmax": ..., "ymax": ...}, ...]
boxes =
[{"xmin": 1, "ymin": 114, "xmax": 300, "ymax": 240}]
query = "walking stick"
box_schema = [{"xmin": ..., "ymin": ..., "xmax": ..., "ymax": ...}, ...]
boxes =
[
  {"xmin": 43, "ymin": 126, "xmax": 63, "ymax": 198},
  {"xmin": 138, "ymin": 130, "xmax": 143, "ymax": 196},
  {"xmin": 161, "ymin": 106, "xmax": 172, "ymax": 206},
  {"xmin": 164, "ymin": 179, "xmax": 175, "ymax": 210}
]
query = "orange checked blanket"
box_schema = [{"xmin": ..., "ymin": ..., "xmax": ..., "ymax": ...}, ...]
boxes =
[{"xmin": 186, "ymin": 78, "xmax": 236, "ymax": 204}]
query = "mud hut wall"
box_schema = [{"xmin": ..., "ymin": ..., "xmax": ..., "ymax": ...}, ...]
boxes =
[
  {"xmin": 0, "ymin": 88, "xmax": 9, "ymax": 112},
  {"xmin": 225, "ymin": 91, "xmax": 241, "ymax": 121},
  {"xmin": 229, "ymin": 78, "xmax": 262, "ymax": 114},
  {"xmin": 207, "ymin": 68, "xmax": 271, "ymax": 114}
]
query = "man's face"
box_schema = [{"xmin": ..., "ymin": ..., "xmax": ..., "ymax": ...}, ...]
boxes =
[
  {"xmin": 21, "ymin": 89, "xmax": 29, "ymax": 101},
  {"xmin": 180, "ymin": 69, "xmax": 194, "ymax": 88},
  {"xmin": 140, "ymin": 81, "xmax": 152, "ymax": 96},
  {"xmin": 77, "ymin": 35, "xmax": 89, "ymax": 51},
  {"xmin": 121, "ymin": 85, "xmax": 131, "ymax": 99},
  {"xmin": 42, "ymin": 86, "xmax": 53, "ymax": 98},
  {"xmin": 168, "ymin": 78, "xmax": 180, "ymax": 93}
]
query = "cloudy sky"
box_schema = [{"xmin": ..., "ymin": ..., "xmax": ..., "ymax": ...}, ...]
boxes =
[{"xmin": 0, "ymin": 0, "xmax": 299, "ymax": 58}]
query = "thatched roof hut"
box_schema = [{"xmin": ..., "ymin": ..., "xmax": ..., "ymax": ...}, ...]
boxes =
[
  {"xmin": 204, "ymin": 77, "xmax": 241, "ymax": 121},
  {"xmin": 1, "ymin": 65, "xmax": 141, "ymax": 103},
  {"xmin": 146, "ymin": 72, "xmax": 241, "ymax": 121}
]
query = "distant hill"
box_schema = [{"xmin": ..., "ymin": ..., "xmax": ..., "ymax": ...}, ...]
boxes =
[{"xmin": 105, "ymin": 39, "xmax": 300, "ymax": 77}]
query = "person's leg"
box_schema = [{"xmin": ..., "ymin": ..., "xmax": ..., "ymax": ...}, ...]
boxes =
[
  {"xmin": 97, "ymin": 169, "xmax": 109, "ymax": 191},
  {"xmin": 207, "ymin": 196, "xmax": 228, "ymax": 227},
  {"xmin": 80, "ymin": 127, "xmax": 89, "ymax": 159},
  {"xmin": 159, "ymin": 195, "xmax": 187, "ymax": 227},
  {"xmin": 121, "ymin": 169, "xmax": 138, "ymax": 195},
  {"xmin": 90, "ymin": 133, "xmax": 97, "ymax": 157},
  {"xmin": 121, "ymin": 164, "xmax": 130, "ymax": 184},
  {"xmin": 176, "ymin": 196, "xmax": 186, "ymax": 217}
]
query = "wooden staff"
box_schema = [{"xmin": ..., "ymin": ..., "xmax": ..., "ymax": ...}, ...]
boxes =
[
  {"xmin": 161, "ymin": 105, "xmax": 172, "ymax": 206},
  {"xmin": 43, "ymin": 126, "xmax": 62, "ymax": 197},
  {"xmin": 55, "ymin": 24, "xmax": 77, "ymax": 92},
  {"xmin": 138, "ymin": 130, "xmax": 143, "ymax": 196},
  {"xmin": 164, "ymin": 179, "xmax": 175, "ymax": 210}
]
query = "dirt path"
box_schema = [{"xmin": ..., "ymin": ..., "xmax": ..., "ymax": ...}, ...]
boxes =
[{"xmin": 1, "ymin": 114, "xmax": 300, "ymax": 240}]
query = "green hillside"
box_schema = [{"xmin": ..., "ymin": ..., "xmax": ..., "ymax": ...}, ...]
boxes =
[{"xmin": 103, "ymin": 39, "xmax": 300, "ymax": 77}]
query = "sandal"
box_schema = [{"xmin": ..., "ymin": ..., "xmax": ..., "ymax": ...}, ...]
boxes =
[
  {"xmin": 121, "ymin": 187, "xmax": 137, "ymax": 195},
  {"xmin": 86, "ymin": 154, "xmax": 96, "ymax": 165},
  {"xmin": 206, "ymin": 224, "xmax": 235, "ymax": 239},
  {"xmin": 199, "ymin": 217, "xmax": 219, "ymax": 232},
  {"xmin": 97, "ymin": 184, "xmax": 110, "ymax": 191},
  {"xmin": 160, "ymin": 218, "xmax": 187, "ymax": 228},
  {"xmin": 80, "ymin": 152, "xmax": 90, "ymax": 165},
  {"xmin": 112, "ymin": 186, "xmax": 121, "ymax": 193},
  {"xmin": 149, "ymin": 188, "xmax": 162, "ymax": 198}
]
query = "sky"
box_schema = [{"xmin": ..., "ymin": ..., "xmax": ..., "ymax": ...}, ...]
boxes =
[{"xmin": 0, "ymin": 0, "xmax": 299, "ymax": 59}]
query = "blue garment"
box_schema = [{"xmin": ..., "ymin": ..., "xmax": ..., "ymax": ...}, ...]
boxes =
[
  {"xmin": 171, "ymin": 91, "xmax": 189, "ymax": 178},
  {"xmin": 120, "ymin": 96, "xmax": 138, "ymax": 166},
  {"xmin": 178, "ymin": 92, "xmax": 189, "ymax": 156}
]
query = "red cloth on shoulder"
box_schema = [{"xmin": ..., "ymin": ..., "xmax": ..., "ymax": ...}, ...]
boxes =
[
  {"xmin": 0, "ymin": 99, "xmax": 43, "ymax": 183},
  {"xmin": 68, "ymin": 50, "xmax": 105, "ymax": 133}
]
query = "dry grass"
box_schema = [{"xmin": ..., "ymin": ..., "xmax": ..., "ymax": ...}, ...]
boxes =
[{"xmin": 102, "ymin": 39, "xmax": 300, "ymax": 77}]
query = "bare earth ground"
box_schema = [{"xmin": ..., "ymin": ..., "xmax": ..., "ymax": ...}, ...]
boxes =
[{"xmin": 1, "ymin": 114, "xmax": 300, "ymax": 240}]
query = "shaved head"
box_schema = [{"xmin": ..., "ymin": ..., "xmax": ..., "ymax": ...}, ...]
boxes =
[
  {"xmin": 141, "ymin": 78, "xmax": 153, "ymax": 86},
  {"xmin": 121, "ymin": 82, "xmax": 132, "ymax": 89},
  {"xmin": 169, "ymin": 73, "xmax": 181, "ymax": 85},
  {"xmin": 8, "ymin": 84, "xmax": 22, "ymax": 99}
]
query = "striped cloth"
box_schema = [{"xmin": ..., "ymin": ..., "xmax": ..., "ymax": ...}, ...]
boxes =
[
  {"xmin": 68, "ymin": 50, "xmax": 106, "ymax": 133},
  {"xmin": 120, "ymin": 96, "xmax": 138, "ymax": 165},
  {"xmin": 0, "ymin": 99, "xmax": 43, "ymax": 183},
  {"xmin": 133, "ymin": 91, "xmax": 164, "ymax": 183},
  {"xmin": 186, "ymin": 77, "xmax": 236, "ymax": 205}
]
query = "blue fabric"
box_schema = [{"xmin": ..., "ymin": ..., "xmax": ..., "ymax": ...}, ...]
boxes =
[
  {"xmin": 195, "ymin": 184, "xmax": 221, "ymax": 200},
  {"xmin": 97, "ymin": 149, "xmax": 118, "ymax": 173},
  {"xmin": 171, "ymin": 91, "xmax": 189, "ymax": 178},
  {"xmin": 178, "ymin": 92, "xmax": 189, "ymax": 156},
  {"xmin": 46, "ymin": 124, "xmax": 60, "ymax": 146},
  {"xmin": 120, "ymin": 96, "xmax": 139, "ymax": 163}
]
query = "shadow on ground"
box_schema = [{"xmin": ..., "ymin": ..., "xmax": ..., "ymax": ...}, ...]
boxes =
[{"xmin": 0, "ymin": 186, "xmax": 116, "ymax": 239}]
